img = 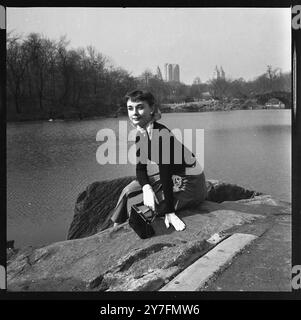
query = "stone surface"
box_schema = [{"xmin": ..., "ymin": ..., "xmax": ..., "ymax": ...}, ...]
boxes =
[
  {"xmin": 8, "ymin": 177, "xmax": 290, "ymax": 292},
  {"xmin": 203, "ymin": 215, "xmax": 291, "ymax": 291},
  {"xmin": 160, "ymin": 233, "xmax": 258, "ymax": 291},
  {"xmin": 7, "ymin": 200, "xmax": 265, "ymax": 292},
  {"xmin": 67, "ymin": 177, "xmax": 262, "ymax": 240},
  {"xmin": 205, "ymin": 180, "xmax": 262, "ymax": 203}
]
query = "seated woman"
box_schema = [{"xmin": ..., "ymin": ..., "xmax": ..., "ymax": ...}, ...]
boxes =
[{"xmin": 111, "ymin": 90, "xmax": 207, "ymax": 231}]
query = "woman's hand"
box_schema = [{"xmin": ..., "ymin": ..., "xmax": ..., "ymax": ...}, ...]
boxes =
[
  {"xmin": 164, "ymin": 213, "xmax": 186, "ymax": 231},
  {"xmin": 142, "ymin": 184, "xmax": 159, "ymax": 211}
]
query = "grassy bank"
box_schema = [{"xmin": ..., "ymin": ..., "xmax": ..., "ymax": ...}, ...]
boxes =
[{"xmin": 160, "ymin": 99, "xmax": 286, "ymax": 113}]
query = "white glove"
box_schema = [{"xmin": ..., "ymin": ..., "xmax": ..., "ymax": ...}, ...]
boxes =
[
  {"xmin": 164, "ymin": 213, "xmax": 186, "ymax": 231},
  {"xmin": 142, "ymin": 184, "xmax": 159, "ymax": 211}
]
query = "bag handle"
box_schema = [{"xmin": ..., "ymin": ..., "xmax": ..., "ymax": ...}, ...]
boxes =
[{"xmin": 133, "ymin": 202, "xmax": 158, "ymax": 222}]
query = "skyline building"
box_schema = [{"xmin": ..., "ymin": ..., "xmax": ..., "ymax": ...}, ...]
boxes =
[
  {"xmin": 172, "ymin": 64, "xmax": 180, "ymax": 82},
  {"xmin": 164, "ymin": 63, "xmax": 180, "ymax": 82},
  {"xmin": 193, "ymin": 77, "xmax": 201, "ymax": 85},
  {"xmin": 214, "ymin": 65, "xmax": 226, "ymax": 79},
  {"xmin": 156, "ymin": 66, "xmax": 163, "ymax": 81}
]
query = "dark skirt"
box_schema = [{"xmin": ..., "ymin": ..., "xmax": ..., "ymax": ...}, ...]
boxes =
[{"xmin": 110, "ymin": 171, "xmax": 207, "ymax": 224}]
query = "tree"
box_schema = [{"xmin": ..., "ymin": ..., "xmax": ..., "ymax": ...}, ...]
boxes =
[
  {"xmin": 7, "ymin": 33, "xmax": 28, "ymax": 114},
  {"xmin": 208, "ymin": 77, "xmax": 230, "ymax": 100},
  {"xmin": 23, "ymin": 33, "xmax": 52, "ymax": 111}
]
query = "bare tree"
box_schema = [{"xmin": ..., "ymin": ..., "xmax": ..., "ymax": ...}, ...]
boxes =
[{"xmin": 7, "ymin": 33, "xmax": 28, "ymax": 114}]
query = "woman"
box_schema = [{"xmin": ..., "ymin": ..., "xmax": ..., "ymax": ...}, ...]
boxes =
[{"xmin": 111, "ymin": 90, "xmax": 207, "ymax": 231}]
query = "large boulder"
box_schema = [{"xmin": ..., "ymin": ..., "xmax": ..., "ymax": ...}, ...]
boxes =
[
  {"xmin": 8, "ymin": 200, "xmax": 272, "ymax": 292},
  {"xmin": 67, "ymin": 177, "xmax": 262, "ymax": 240},
  {"xmin": 7, "ymin": 173, "xmax": 291, "ymax": 292},
  {"xmin": 67, "ymin": 176, "xmax": 135, "ymax": 240}
]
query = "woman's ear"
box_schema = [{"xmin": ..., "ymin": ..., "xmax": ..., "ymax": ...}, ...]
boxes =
[{"xmin": 154, "ymin": 109, "xmax": 161, "ymax": 121}]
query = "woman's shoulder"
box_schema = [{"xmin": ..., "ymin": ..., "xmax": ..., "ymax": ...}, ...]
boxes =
[{"xmin": 153, "ymin": 121, "xmax": 170, "ymax": 131}]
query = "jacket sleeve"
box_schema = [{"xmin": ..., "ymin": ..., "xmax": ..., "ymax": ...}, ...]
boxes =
[
  {"xmin": 158, "ymin": 130, "xmax": 195, "ymax": 213},
  {"xmin": 136, "ymin": 163, "xmax": 149, "ymax": 187},
  {"xmin": 159, "ymin": 163, "xmax": 175, "ymax": 213},
  {"xmin": 158, "ymin": 131, "xmax": 176, "ymax": 213},
  {"xmin": 135, "ymin": 133, "xmax": 150, "ymax": 187}
]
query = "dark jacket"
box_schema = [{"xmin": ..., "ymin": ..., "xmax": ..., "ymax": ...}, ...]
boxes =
[{"xmin": 135, "ymin": 121, "xmax": 196, "ymax": 213}]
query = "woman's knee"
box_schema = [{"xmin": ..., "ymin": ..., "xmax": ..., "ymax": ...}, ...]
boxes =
[{"xmin": 123, "ymin": 180, "xmax": 141, "ymax": 196}]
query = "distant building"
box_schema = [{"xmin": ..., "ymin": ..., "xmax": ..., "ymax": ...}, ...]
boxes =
[
  {"xmin": 168, "ymin": 64, "xmax": 173, "ymax": 81},
  {"xmin": 173, "ymin": 64, "xmax": 180, "ymax": 82},
  {"xmin": 156, "ymin": 66, "xmax": 163, "ymax": 81},
  {"xmin": 164, "ymin": 63, "xmax": 168, "ymax": 81},
  {"xmin": 202, "ymin": 91, "xmax": 212, "ymax": 99},
  {"xmin": 193, "ymin": 77, "xmax": 201, "ymax": 85},
  {"xmin": 213, "ymin": 66, "xmax": 220, "ymax": 79},
  {"xmin": 220, "ymin": 66, "xmax": 225, "ymax": 79},
  {"xmin": 214, "ymin": 66, "xmax": 226, "ymax": 79},
  {"xmin": 164, "ymin": 63, "xmax": 180, "ymax": 82}
]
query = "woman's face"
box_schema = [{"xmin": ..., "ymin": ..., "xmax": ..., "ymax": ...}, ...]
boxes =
[{"xmin": 127, "ymin": 98, "xmax": 154, "ymax": 128}]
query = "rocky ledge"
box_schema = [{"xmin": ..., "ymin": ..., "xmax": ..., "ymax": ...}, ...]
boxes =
[{"xmin": 7, "ymin": 178, "xmax": 291, "ymax": 291}]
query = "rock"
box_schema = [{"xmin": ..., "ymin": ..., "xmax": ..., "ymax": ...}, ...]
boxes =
[
  {"xmin": 67, "ymin": 176, "xmax": 135, "ymax": 240},
  {"xmin": 205, "ymin": 180, "xmax": 262, "ymax": 203},
  {"xmin": 7, "ymin": 199, "xmax": 266, "ymax": 292},
  {"xmin": 7, "ymin": 177, "xmax": 290, "ymax": 291},
  {"xmin": 8, "ymin": 177, "xmax": 289, "ymax": 292},
  {"xmin": 7, "ymin": 240, "xmax": 19, "ymax": 261},
  {"xmin": 67, "ymin": 177, "xmax": 261, "ymax": 240},
  {"xmin": 235, "ymin": 194, "xmax": 289, "ymax": 207}
]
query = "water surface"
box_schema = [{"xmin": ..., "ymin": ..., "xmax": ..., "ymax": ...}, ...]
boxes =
[{"xmin": 7, "ymin": 110, "xmax": 291, "ymax": 247}]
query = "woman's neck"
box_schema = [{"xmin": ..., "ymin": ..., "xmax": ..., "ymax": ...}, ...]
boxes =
[
  {"xmin": 136, "ymin": 121, "xmax": 154, "ymax": 139},
  {"xmin": 138, "ymin": 119, "xmax": 154, "ymax": 130}
]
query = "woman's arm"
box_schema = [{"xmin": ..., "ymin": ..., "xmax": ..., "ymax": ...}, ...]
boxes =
[
  {"xmin": 135, "ymin": 133, "xmax": 159, "ymax": 211},
  {"xmin": 158, "ymin": 129, "xmax": 186, "ymax": 231},
  {"xmin": 136, "ymin": 162, "xmax": 149, "ymax": 187},
  {"xmin": 135, "ymin": 133, "xmax": 150, "ymax": 187},
  {"xmin": 159, "ymin": 163, "xmax": 175, "ymax": 213}
]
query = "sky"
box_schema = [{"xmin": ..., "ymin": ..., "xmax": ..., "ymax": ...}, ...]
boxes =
[{"xmin": 7, "ymin": 7, "xmax": 291, "ymax": 84}]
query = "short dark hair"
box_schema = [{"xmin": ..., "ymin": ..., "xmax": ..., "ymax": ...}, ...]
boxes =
[{"xmin": 125, "ymin": 90, "xmax": 155, "ymax": 106}]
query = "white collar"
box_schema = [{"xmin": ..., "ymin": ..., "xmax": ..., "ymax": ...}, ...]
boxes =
[{"xmin": 136, "ymin": 121, "xmax": 154, "ymax": 140}]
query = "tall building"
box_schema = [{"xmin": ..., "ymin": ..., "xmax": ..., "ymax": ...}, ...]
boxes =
[
  {"xmin": 164, "ymin": 63, "xmax": 180, "ymax": 82},
  {"xmin": 173, "ymin": 64, "xmax": 180, "ymax": 82},
  {"xmin": 214, "ymin": 65, "xmax": 220, "ymax": 79},
  {"xmin": 168, "ymin": 64, "xmax": 173, "ymax": 81},
  {"xmin": 220, "ymin": 66, "xmax": 225, "ymax": 79},
  {"xmin": 214, "ymin": 66, "xmax": 226, "ymax": 79},
  {"xmin": 164, "ymin": 63, "xmax": 169, "ymax": 81},
  {"xmin": 156, "ymin": 66, "xmax": 163, "ymax": 81}
]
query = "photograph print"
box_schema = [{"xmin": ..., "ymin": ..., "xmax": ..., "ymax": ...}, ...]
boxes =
[{"xmin": 4, "ymin": 6, "xmax": 294, "ymax": 293}]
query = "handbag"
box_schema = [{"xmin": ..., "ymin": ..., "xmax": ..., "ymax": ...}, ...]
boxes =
[{"xmin": 129, "ymin": 203, "xmax": 157, "ymax": 239}]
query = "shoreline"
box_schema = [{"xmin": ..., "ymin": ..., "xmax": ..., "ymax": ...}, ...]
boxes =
[
  {"xmin": 6, "ymin": 106, "xmax": 288, "ymax": 124},
  {"xmin": 6, "ymin": 177, "xmax": 273, "ymax": 254}
]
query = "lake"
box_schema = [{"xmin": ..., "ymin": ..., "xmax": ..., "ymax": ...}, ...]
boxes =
[{"xmin": 7, "ymin": 110, "xmax": 291, "ymax": 247}]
